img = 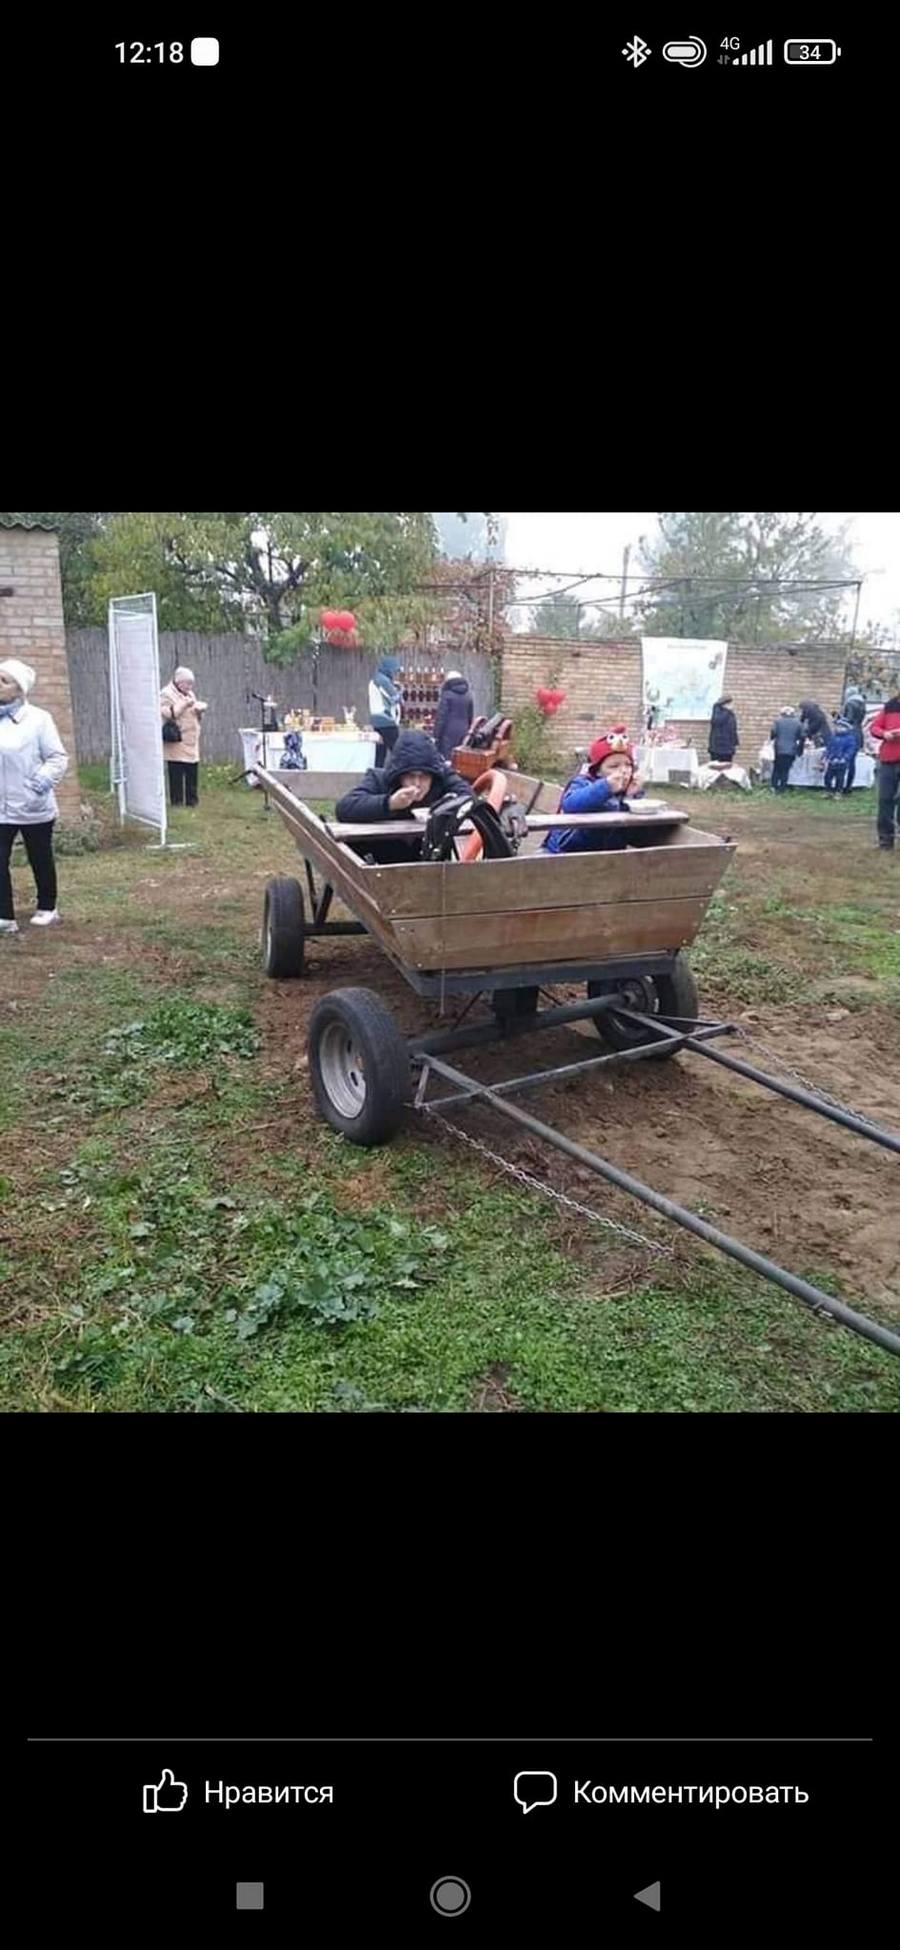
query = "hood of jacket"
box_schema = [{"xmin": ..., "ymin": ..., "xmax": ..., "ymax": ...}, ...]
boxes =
[
  {"xmin": 383, "ymin": 731, "xmax": 454, "ymax": 788},
  {"xmin": 441, "ymin": 676, "xmax": 470, "ymax": 697}
]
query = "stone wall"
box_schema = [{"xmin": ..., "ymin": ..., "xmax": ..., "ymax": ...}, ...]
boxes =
[{"xmin": 501, "ymin": 634, "xmax": 851, "ymax": 763}]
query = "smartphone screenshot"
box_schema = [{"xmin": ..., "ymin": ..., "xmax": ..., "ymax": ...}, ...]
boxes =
[
  {"xmin": 7, "ymin": 15, "xmax": 893, "ymax": 1939},
  {"xmin": 26, "ymin": 1731, "xmax": 879, "ymax": 1931}
]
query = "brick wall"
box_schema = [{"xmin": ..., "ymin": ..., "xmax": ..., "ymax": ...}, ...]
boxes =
[
  {"xmin": 0, "ymin": 527, "xmax": 82, "ymax": 820},
  {"xmin": 502, "ymin": 634, "xmax": 851, "ymax": 765}
]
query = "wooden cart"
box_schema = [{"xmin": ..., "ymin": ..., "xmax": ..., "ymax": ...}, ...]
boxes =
[
  {"xmin": 255, "ymin": 764, "xmax": 733, "ymax": 1127},
  {"xmin": 253, "ymin": 763, "xmax": 900, "ymax": 1357}
]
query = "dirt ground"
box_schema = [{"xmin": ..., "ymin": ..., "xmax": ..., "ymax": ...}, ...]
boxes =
[
  {"xmin": 251, "ymin": 956, "xmax": 897, "ymax": 1310},
  {"xmin": 263, "ymin": 796, "xmax": 900, "ymax": 1316},
  {"xmin": 8, "ymin": 789, "xmax": 899, "ymax": 1322}
]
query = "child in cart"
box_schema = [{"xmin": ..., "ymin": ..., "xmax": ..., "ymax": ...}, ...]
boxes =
[{"xmin": 543, "ymin": 729, "xmax": 647, "ymax": 855}]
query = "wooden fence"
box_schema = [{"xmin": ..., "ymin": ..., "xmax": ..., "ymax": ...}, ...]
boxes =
[{"xmin": 66, "ymin": 631, "xmax": 496, "ymax": 765}]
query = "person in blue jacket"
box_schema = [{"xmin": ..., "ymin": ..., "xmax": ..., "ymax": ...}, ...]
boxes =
[
  {"xmin": 367, "ymin": 655, "xmax": 403, "ymax": 765},
  {"xmin": 823, "ymin": 717, "xmax": 857, "ymax": 798},
  {"xmin": 544, "ymin": 728, "xmax": 646, "ymax": 855}
]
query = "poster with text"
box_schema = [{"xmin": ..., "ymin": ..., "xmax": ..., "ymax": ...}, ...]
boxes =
[{"xmin": 642, "ymin": 638, "xmax": 728, "ymax": 723}]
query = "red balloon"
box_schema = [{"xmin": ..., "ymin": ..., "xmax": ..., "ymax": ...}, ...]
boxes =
[
  {"xmin": 336, "ymin": 610, "xmax": 357, "ymax": 634},
  {"xmin": 321, "ymin": 610, "xmax": 339, "ymax": 631},
  {"xmin": 535, "ymin": 687, "xmax": 552, "ymax": 707},
  {"xmin": 551, "ymin": 689, "xmax": 567, "ymax": 707}
]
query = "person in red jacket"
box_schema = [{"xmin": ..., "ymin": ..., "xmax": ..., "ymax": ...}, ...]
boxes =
[{"xmin": 869, "ymin": 694, "xmax": 900, "ymax": 849}]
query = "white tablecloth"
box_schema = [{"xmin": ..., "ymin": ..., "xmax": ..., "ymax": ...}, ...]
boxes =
[
  {"xmin": 757, "ymin": 744, "xmax": 876, "ymax": 789},
  {"xmin": 239, "ymin": 728, "xmax": 374, "ymax": 783},
  {"xmin": 635, "ymin": 745, "xmax": 700, "ymax": 784}
]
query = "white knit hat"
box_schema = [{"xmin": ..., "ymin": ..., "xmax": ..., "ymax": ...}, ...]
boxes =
[
  {"xmin": 0, "ymin": 657, "xmax": 36, "ymax": 696},
  {"xmin": 174, "ymin": 665, "xmax": 195, "ymax": 684}
]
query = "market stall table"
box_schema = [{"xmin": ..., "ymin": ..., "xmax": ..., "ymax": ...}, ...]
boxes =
[
  {"xmin": 239, "ymin": 728, "xmax": 375, "ymax": 784},
  {"xmin": 634, "ymin": 744, "xmax": 700, "ymax": 785},
  {"xmin": 756, "ymin": 745, "xmax": 876, "ymax": 788}
]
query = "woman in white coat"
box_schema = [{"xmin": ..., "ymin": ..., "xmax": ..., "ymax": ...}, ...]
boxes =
[{"xmin": 0, "ymin": 657, "xmax": 69, "ymax": 934}]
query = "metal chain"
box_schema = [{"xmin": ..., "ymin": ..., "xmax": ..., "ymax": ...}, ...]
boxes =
[
  {"xmin": 733, "ymin": 1027, "xmax": 894, "ymax": 1135},
  {"xmin": 426, "ymin": 1108, "xmax": 674, "ymax": 1256}
]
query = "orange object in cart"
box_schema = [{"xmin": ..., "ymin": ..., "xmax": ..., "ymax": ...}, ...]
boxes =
[{"xmin": 458, "ymin": 769, "xmax": 509, "ymax": 861}]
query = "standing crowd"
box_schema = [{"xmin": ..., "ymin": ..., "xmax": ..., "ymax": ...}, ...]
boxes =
[{"xmin": 767, "ymin": 689, "xmax": 900, "ymax": 848}]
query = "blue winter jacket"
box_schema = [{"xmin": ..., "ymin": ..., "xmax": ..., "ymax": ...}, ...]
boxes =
[
  {"xmin": 825, "ymin": 723, "xmax": 856, "ymax": 766},
  {"xmin": 544, "ymin": 773, "xmax": 645, "ymax": 854}
]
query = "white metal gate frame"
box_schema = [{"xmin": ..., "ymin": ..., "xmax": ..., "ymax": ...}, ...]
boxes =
[{"xmin": 108, "ymin": 592, "xmax": 167, "ymax": 846}]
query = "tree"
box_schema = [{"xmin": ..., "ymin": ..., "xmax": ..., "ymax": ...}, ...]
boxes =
[
  {"xmin": 434, "ymin": 512, "xmax": 507, "ymax": 562},
  {"xmin": 844, "ymin": 619, "xmax": 900, "ymax": 700},
  {"xmin": 435, "ymin": 512, "xmax": 487, "ymax": 559},
  {"xmin": 0, "ymin": 512, "xmax": 115, "ymax": 625},
  {"xmin": 528, "ymin": 593, "xmax": 583, "ymax": 638},
  {"xmin": 527, "ymin": 593, "xmax": 636, "ymax": 640},
  {"xmin": 636, "ymin": 513, "xmax": 861, "ymax": 642},
  {"xmin": 86, "ymin": 512, "xmax": 440, "ymax": 657}
]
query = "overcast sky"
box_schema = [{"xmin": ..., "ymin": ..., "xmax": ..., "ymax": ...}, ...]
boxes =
[{"xmin": 498, "ymin": 513, "xmax": 900, "ymax": 636}]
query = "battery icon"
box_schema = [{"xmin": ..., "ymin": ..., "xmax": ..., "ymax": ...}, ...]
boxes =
[{"xmin": 784, "ymin": 40, "xmax": 841, "ymax": 62}]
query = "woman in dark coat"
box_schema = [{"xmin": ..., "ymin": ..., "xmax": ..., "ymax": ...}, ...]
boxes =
[
  {"xmin": 433, "ymin": 671, "xmax": 474, "ymax": 759},
  {"xmin": 708, "ymin": 695, "xmax": 739, "ymax": 763},
  {"xmin": 798, "ymin": 699, "xmax": 831, "ymax": 748}
]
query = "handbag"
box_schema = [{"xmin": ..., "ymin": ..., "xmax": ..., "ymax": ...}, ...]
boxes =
[{"xmin": 163, "ymin": 713, "xmax": 182, "ymax": 744}]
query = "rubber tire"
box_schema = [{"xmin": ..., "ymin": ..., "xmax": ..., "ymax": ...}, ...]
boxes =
[
  {"xmin": 588, "ymin": 957, "xmax": 699, "ymax": 1062},
  {"xmin": 308, "ymin": 987, "xmax": 411, "ymax": 1146},
  {"xmin": 492, "ymin": 986, "xmax": 540, "ymax": 1022},
  {"xmin": 262, "ymin": 876, "xmax": 306, "ymax": 978}
]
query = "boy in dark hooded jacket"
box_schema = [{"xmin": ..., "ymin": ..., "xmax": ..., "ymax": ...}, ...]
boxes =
[{"xmin": 335, "ymin": 730, "xmax": 470, "ymax": 863}]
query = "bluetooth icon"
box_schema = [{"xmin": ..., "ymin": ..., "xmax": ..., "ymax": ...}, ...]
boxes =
[{"xmin": 622, "ymin": 35, "xmax": 651, "ymax": 67}]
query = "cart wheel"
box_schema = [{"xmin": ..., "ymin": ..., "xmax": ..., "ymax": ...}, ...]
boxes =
[
  {"xmin": 308, "ymin": 988, "xmax": 411, "ymax": 1146},
  {"xmin": 262, "ymin": 876, "xmax": 305, "ymax": 978},
  {"xmin": 588, "ymin": 958, "xmax": 699, "ymax": 1061},
  {"xmin": 492, "ymin": 986, "xmax": 540, "ymax": 1022}
]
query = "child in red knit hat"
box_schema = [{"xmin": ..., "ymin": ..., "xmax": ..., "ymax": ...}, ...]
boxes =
[{"xmin": 544, "ymin": 727, "xmax": 646, "ymax": 854}]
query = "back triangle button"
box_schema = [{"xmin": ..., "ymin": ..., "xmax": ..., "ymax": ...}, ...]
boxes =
[{"xmin": 634, "ymin": 1882, "xmax": 661, "ymax": 1911}]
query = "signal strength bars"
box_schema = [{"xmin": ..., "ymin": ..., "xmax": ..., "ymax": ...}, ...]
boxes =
[{"xmin": 734, "ymin": 39, "xmax": 773, "ymax": 63}]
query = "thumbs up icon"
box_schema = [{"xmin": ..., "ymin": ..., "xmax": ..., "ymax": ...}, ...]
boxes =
[{"xmin": 143, "ymin": 1769, "xmax": 189, "ymax": 1813}]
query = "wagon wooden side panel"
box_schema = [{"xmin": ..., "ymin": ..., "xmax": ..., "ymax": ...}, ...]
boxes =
[{"xmin": 255, "ymin": 766, "xmax": 733, "ymax": 978}]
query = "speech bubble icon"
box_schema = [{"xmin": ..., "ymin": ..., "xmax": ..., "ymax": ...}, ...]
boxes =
[{"xmin": 514, "ymin": 1770, "xmax": 558, "ymax": 1815}]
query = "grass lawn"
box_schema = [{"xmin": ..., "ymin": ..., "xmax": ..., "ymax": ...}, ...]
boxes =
[{"xmin": 1, "ymin": 765, "xmax": 897, "ymax": 1413}]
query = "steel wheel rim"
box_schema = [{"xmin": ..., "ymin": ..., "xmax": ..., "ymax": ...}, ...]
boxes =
[
  {"xmin": 319, "ymin": 1021, "xmax": 368, "ymax": 1117},
  {"xmin": 613, "ymin": 977, "xmax": 658, "ymax": 1016}
]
